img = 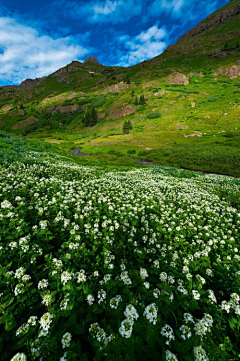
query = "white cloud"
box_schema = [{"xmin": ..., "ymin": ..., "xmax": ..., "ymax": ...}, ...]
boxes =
[
  {"xmin": 148, "ymin": 0, "xmax": 225, "ymax": 22},
  {"xmin": 118, "ymin": 24, "xmax": 167, "ymax": 67},
  {"xmin": 0, "ymin": 17, "xmax": 89, "ymax": 85},
  {"xmin": 57, "ymin": 0, "xmax": 142, "ymax": 24},
  {"xmin": 149, "ymin": 0, "xmax": 185, "ymax": 17}
]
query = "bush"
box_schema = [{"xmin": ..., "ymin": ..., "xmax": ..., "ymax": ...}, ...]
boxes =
[
  {"xmin": 127, "ymin": 149, "xmax": 136, "ymax": 155},
  {"xmin": 147, "ymin": 112, "xmax": 161, "ymax": 119},
  {"xmin": 138, "ymin": 150, "xmax": 149, "ymax": 156}
]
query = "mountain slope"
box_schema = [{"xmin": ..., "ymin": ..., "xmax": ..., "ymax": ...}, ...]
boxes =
[{"xmin": 0, "ymin": 0, "xmax": 239, "ymax": 176}]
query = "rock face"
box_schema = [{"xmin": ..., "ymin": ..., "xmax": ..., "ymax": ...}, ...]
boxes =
[
  {"xmin": 12, "ymin": 116, "xmax": 38, "ymax": 130},
  {"xmin": 213, "ymin": 65, "xmax": 240, "ymax": 78},
  {"xmin": 168, "ymin": 72, "xmax": 189, "ymax": 85},
  {"xmin": 103, "ymin": 81, "xmax": 130, "ymax": 93},
  {"xmin": 177, "ymin": 2, "xmax": 240, "ymax": 42},
  {"xmin": 107, "ymin": 103, "xmax": 135, "ymax": 119},
  {"xmin": 48, "ymin": 104, "xmax": 81, "ymax": 114},
  {"xmin": 19, "ymin": 78, "xmax": 45, "ymax": 89},
  {"xmin": 84, "ymin": 56, "xmax": 99, "ymax": 64}
]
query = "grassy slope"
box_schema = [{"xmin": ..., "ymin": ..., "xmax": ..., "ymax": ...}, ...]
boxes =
[{"xmin": 0, "ymin": 0, "xmax": 239, "ymax": 176}]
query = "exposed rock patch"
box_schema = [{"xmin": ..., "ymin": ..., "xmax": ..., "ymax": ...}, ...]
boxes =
[
  {"xmin": 177, "ymin": 2, "xmax": 240, "ymax": 41},
  {"xmin": 18, "ymin": 110, "xmax": 27, "ymax": 116},
  {"xmin": 176, "ymin": 123, "xmax": 189, "ymax": 130},
  {"xmin": 97, "ymin": 113, "xmax": 105, "ymax": 121},
  {"xmin": 188, "ymin": 72, "xmax": 204, "ymax": 78},
  {"xmin": 84, "ymin": 57, "xmax": 99, "ymax": 64},
  {"xmin": 153, "ymin": 90, "xmax": 165, "ymax": 96},
  {"xmin": 213, "ymin": 65, "xmax": 240, "ymax": 78},
  {"xmin": 1, "ymin": 104, "xmax": 13, "ymax": 113},
  {"xmin": 107, "ymin": 103, "xmax": 135, "ymax": 119},
  {"xmin": 103, "ymin": 81, "xmax": 130, "ymax": 93},
  {"xmin": 48, "ymin": 104, "xmax": 80, "ymax": 114},
  {"xmin": 168, "ymin": 73, "xmax": 189, "ymax": 85},
  {"xmin": 12, "ymin": 116, "xmax": 38, "ymax": 130},
  {"xmin": 19, "ymin": 77, "xmax": 45, "ymax": 90},
  {"xmin": 183, "ymin": 131, "xmax": 202, "ymax": 138}
]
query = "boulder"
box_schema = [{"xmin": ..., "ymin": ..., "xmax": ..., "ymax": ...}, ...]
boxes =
[
  {"xmin": 104, "ymin": 81, "xmax": 130, "ymax": 93},
  {"xmin": 213, "ymin": 65, "xmax": 240, "ymax": 78},
  {"xmin": 168, "ymin": 72, "xmax": 189, "ymax": 85}
]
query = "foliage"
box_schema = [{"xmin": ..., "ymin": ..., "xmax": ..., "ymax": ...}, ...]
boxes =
[
  {"xmin": 147, "ymin": 113, "xmax": 161, "ymax": 119},
  {"xmin": 123, "ymin": 120, "xmax": 133, "ymax": 134},
  {"xmin": 0, "ymin": 148, "xmax": 240, "ymax": 361},
  {"xmin": 83, "ymin": 106, "xmax": 98, "ymax": 127}
]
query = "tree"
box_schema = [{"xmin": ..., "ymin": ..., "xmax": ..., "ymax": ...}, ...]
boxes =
[
  {"xmin": 123, "ymin": 120, "xmax": 133, "ymax": 134},
  {"xmin": 134, "ymin": 97, "xmax": 138, "ymax": 105},
  {"xmin": 131, "ymin": 90, "xmax": 135, "ymax": 97},
  {"xmin": 139, "ymin": 95, "xmax": 146, "ymax": 105},
  {"xmin": 127, "ymin": 120, "xmax": 132, "ymax": 130},
  {"xmin": 83, "ymin": 106, "xmax": 97, "ymax": 127}
]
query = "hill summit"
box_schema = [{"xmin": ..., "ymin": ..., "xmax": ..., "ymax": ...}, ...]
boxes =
[{"xmin": 84, "ymin": 56, "xmax": 99, "ymax": 64}]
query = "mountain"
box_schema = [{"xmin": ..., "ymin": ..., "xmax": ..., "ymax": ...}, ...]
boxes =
[{"xmin": 0, "ymin": 0, "xmax": 239, "ymax": 176}]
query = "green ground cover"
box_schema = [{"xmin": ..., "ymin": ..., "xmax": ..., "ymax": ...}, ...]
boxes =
[{"xmin": 0, "ymin": 133, "xmax": 240, "ymax": 361}]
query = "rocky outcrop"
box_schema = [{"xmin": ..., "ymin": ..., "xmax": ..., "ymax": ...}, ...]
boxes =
[
  {"xmin": 153, "ymin": 90, "xmax": 165, "ymax": 96},
  {"xmin": 168, "ymin": 73, "xmax": 189, "ymax": 85},
  {"xmin": 12, "ymin": 116, "xmax": 38, "ymax": 130},
  {"xmin": 84, "ymin": 56, "xmax": 99, "ymax": 64},
  {"xmin": 107, "ymin": 103, "xmax": 135, "ymax": 119},
  {"xmin": 48, "ymin": 104, "xmax": 81, "ymax": 114},
  {"xmin": 19, "ymin": 77, "xmax": 45, "ymax": 89},
  {"xmin": 177, "ymin": 2, "xmax": 240, "ymax": 42},
  {"xmin": 97, "ymin": 113, "xmax": 105, "ymax": 121},
  {"xmin": 18, "ymin": 110, "xmax": 27, "ymax": 116},
  {"xmin": 188, "ymin": 72, "xmax": 204, "ymax": 78},
  {"xmin": 213, "ymin": 65, "xmax": 240, "ymax": 78},
  {"xmin": 208, "ymin": 50, "xmax": 227, "ymax": 59},
  {"xmin": 183, "ymin": 131, "xmax": 202, "ymax": 138},
  {"xmin": 103, "ymin": 81, "xmax": 130, "ymax": 93}
]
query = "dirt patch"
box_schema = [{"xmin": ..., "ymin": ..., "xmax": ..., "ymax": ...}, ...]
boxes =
[
  {"xmin": 183, "ymin": 131, "xmax": 202, "ymax": 138},
  {"xmin": 12, "ymin": 116, "xmax": 38, "ymax": 130}
]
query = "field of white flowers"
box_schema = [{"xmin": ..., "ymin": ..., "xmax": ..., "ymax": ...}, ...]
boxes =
[{"xmin": 0, "ymin": 152, "xmax": 240, "ymax": 361}]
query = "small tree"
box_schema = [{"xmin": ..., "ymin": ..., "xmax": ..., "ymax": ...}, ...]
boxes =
[
  {"xmin": 123, "ymin": 120, "xmax": 133, "ymax": 134},
  {"xmin": 139, "ymin": 95, "xmax": 146, "ymax": 105},
  {"xmin": 134, "ymin": 97, "xmax": 138, "ymax": 105},
  {"xmin": 127, "ymin": 120, "xmax": 132, "ymax": 130},
  {"xmin": 123, "ymin": 120, "xmax": 129, "ymax": 134},
  {"xmin": 84, "ymin": 106, "xmax": 97, "ymax": 127}
]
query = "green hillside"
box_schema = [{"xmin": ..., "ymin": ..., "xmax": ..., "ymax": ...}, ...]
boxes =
[{"xmin": 0, "ymin": 0, "xmax": 239, "ymax": 176}]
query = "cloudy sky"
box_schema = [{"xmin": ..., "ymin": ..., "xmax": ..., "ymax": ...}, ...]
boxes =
[{"xmin": 0, "ymin": 0, "xmax": 229, "ymax": 86}]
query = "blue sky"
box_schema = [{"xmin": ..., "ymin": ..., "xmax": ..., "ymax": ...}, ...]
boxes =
[{"xmin": 0, "ymin": 0, "xmax": 229, "ymax": 86}]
